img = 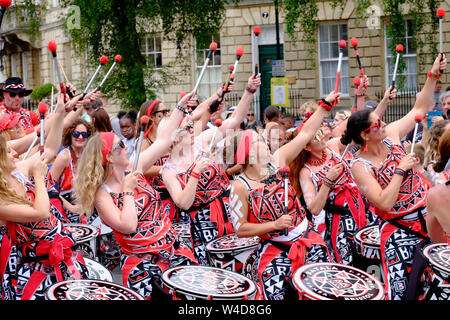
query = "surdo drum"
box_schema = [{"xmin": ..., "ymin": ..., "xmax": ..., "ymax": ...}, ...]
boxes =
[
  {"xmin": 65, "ymin": 223, "xmax": 98, "ymax": 260},
  {"xmin": 161, "ymin": 265, "xmax": 257, "ymax": 300},
  {"xmin": 420, "ymin": 243, "xmax": 450, "ymax": 300},
  {"xmin": 45, "ymin": 279, "xmax": 145, "ymax": 300},
  {"xmin": 355, "ymin": 225, "xmax": 381, "ymax": 261},
  {"xmin": 291, "ymin": 262, "xmax": 385, "ymax": 300},
  {"xmin": 206, "ymin": 233, "xmax": 259, "ymax": 274},
  {"xmin": 84, "ymin": 257, "xmax": 113, "ymax": 282}
]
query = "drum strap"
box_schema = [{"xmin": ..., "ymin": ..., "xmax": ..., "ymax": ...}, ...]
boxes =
[
  {"xmin": 20, "ymin": 271, "xmax": 47, "ymax": 300},
  {"xmin": 0, "ymin": 234, "xmax": 12, "ymax": 300},
  {"xmin": 384, "ymin": 207, "xmax": 427, "ymax": 240},
  {"xmin": 405, "ymin": 237, "xmax": 431, "ymax": 300}
]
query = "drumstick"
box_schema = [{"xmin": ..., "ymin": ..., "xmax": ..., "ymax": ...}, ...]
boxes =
[
  {"xmin": 209, "ymin": 65, "xmax": 234, "ymax": 113},
  {"xmin": 350, "ymin": 37, "xmax": 367, "ymax": 87},
  {"xmin": 96, "ymin": 54, "xmax": 122, "ymax": 92},
  {"xmin": 253, "ymin": 26, "xmax": 261, "ymax": 75},
  {"xmin": 410, "ymin": 114, "xmax": 423, "ymax": 155},
  {"xmin": 390, "ymin": 44, "xmax": 404, "ymax": 99},
  {"xmin": 81, "ymin": 55, "xmax": 109, "ymax": 99},
  {"xmin": 333, "ymin": 40, "xmax": 347, "ymax": 106},
  {"xmin": 133, "ymin": 115, "xmax": 150, "ymax": 172},
  {"xmin": 352, "ymin": 76, "xmax": 361, "ymax": 113},
  {"xmin": 23, "ymin": 127, "xmax": 40, "ymax": 160},
  {"xmin": 208, "ymin": 119, "xmax": 223, "ymax": 154},
  {"xmin": 231, "ymin": 46, "xmax": 244, "ymax": 77},
  {"xmin": 340, "ymin": 143, "xmax": 352, "ymax": 162},
  {"xmin": 0, "ymin": 1, "xmax": 12, "ymax": 30},
  {"xmin": 281, "ymin": 166, "xmax": 290, "ymax": 236},
  {"xmin": 48, "ymin": 41, "xmax": 69, "ymax": 99},
  {"xmin": 38, "ymin": 103, "xmax": 47, "ymax": 155},
  {"xmin": 193, "ymin": 42, "xmax": 218, "ymax": 96},
  {"xmin": 437, "ymin": 8, "xmax": 445, "ymax": 75}
]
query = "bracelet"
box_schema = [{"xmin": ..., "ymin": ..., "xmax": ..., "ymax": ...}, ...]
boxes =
[
  {"xmin": 318, "ymin": 98, "xmax": 333, "ymax": 111},
  {"xmin": 122, "ymin": 191, "xmax": 135, "ymax": 197},
  {"xmin": 427, "ymin": 71, "xmax": 442, "ymax": 79},
  {"xmin": 322, "ymin": 177, "xmax": 335, "ymax": 188},
  {"xmin": 189, "ymin": 171, "xmax": 201, "ymax": 180},
  {"xmin": 176, "ymin": 104, "xmax": 188, "ymax": 114},
  {"xmin": 246, "ymin": 86, "xmax": 257, "ymax": 94},
  {"xmin": 394, "ymin": 168, "xmax": 406, "ymax": 177}
]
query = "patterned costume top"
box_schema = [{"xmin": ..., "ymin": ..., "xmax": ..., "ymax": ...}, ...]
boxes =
[
  {"xmin": 147, "ymin": 153, "xmax": 170, "ymax": 193},
  {"xmin": 304, "ymin": 148, "xmax": 370, "ymax": 228},
  {"xmin": 54, "ymin": 147, "xmax": 77, "ymax": 196},
  {"xmin": 6, "ymin": 172, "xmax": 83, "ymax": 287},
  {"xmin": 102, "ymin": 174, "xmax": 177, "ymax": 256},
  {"xmin": 176, "ymin": 158, "xmax": 230, "ymax": 210},
  {"xmin": 0, "ymin": 104, "xmax": 39, "ymax": 133},
  {"xmin": 352, "ymin": 138, "xmax": 429, "ymax": 234}
]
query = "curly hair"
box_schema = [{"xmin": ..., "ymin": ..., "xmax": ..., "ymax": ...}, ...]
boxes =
[
  {"xmin": 0, "ymin": 136, "xmax": 33, "ymax": 206},
  {"xmin": 61, "ymin": 118, "xmax": 94, "ymax": 148},
  {"xmin": 72, "ymin": 133, "xmax": 108, "ymax": 217}
]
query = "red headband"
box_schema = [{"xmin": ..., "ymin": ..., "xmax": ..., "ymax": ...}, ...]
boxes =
[
  {"xmin": 100, "ymin": 132, "xmax": 115, "ymax": 165},
  {"xmin": 297, "ymin": 111, "xmax": 314, "ymax": 134},
  {"xmin": 0, "ymin": 113, "xmax": 20, "ymax": 133},
  {"xmin": 235, "ymin": 129, "xmax": 254, "ymax": 164},
  {"xmin": 144, "ymin": 99, "xmax": 161, "ymax": 138}
]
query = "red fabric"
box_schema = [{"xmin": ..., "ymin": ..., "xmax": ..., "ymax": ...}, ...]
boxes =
[
  {"xmin": 235, "ymin": 129, "xmax": 253, "ymax": 164},
  {"xmin": 100, "ymin": 132, "xmax": 115, "ymax": 165},
  {"xmin": 0, "ymin": 233, "xmax": 12, "ymax": 300}
]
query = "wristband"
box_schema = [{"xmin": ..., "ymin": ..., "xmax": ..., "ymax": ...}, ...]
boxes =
[
  {"xmin": 394, "ymin": 168, "xmax": 406, "ymax": 177},
  {"xmin": 246, "ymin": 86, "xmax": 257, "ymax": 94},
  {"xmin": 189, "ymin": 171, "xmax": 201, "ymax": 180},
  {"xmin": 427, "ymin": 71, "xmax": 442, "ymax": 79},
  {"xmin": 176, "ymin": 104, "xmax": 188, "ymax": 114},
  {"xmin": 318, "ymin": 98, "xmax": 333, "ymax": 111}
]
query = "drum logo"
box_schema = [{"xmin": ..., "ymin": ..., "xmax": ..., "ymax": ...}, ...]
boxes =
[{"xmin": 49, "ymin": 280, "xmax": 141, "ymax": 300}]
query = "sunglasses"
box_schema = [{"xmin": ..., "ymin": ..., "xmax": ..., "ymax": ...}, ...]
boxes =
[
  {"xmin": 152, "ymin": 109, "xmax": 170, "ymax": 116},
  {"xmin": 247, "ymin": 113, "xmax": 254, "ymax": 116},
  {"xmin": 364, "ymin": 118, "xmax": 382, "ymax": 132},
  {"xmin": 111, "ymin": 139, "xmax": 125, "ymax": 152},
  {"xmin": 8, "ymin": 92, "xmax": 25, "ymax": 98},
  {"xmin": 72, "ymin": 131, "xmax": 90, "ymax": 139}
]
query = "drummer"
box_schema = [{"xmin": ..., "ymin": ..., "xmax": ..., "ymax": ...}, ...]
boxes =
[
  {"xmin": 73, "ymin": 91, "xmax": 197, "ymax": 299},
  {"xmin": 228, "ymin": 90, "xmax": 339, "ymax": 300}
]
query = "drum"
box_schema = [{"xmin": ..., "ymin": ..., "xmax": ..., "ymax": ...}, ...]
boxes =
[
  {"xmin": 291, "ymin": 262, "xmax": 385, "ymax": 300},
  {"xmin": 206, "ymin": 233, "xmax": 259, "ymax": 274},
  {"xmin": 161, "ymin": 265, "xmax": 257, "ymax": 300},
  {"xmin": 45, "ymin": 279, "xmax": 144, "ymax": 300},
  {"xmin": 84, "ymin": 257, "xmax": 113, "ymax": 282},
  {"xmin": 173, "ymin": 222, "xmax": 191, "ymax": 249},
  {"xmin": 421, "ymin": 243, "xmax": 450, "ymax": 300},
  {"xmin": 65, "ymin": 223, "xmax": 99, "ymax": 260},
  {"xmin": 355, "ymin": 225, "xmax": 381, "ymax": 261}
]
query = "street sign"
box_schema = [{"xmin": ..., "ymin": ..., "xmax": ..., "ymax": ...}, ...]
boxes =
[
  {"xmin": 271, "ymin": 77, "xmax": 288, "ymax": 107},
  {"xmin": 271, "ymin": 59, "xmax": 285, "ymax": 77}
]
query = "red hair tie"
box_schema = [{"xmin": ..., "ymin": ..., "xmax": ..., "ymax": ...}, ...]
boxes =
[
  {"xmin": 100, "ymin": 132, "xmax": 115, "ymax": 165},
  {"xmin": 235, "ymin": 129, "xmax": 253, "ymax": 164}
]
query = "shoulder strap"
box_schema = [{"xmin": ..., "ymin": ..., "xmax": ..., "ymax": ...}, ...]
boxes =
[{"xmin": 236, "ymin": 175, "xmax": 252, "ymax": 190}]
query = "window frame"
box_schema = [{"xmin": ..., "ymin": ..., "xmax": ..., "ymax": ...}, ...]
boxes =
[
  {"xmin": 194, "ymin": 34, "xmax": 222, "ymax": 98},
  {"xmin": 142, "ymin": 35, "xmax": 163, "ymax": 70}
]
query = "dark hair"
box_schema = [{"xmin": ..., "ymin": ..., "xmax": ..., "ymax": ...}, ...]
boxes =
[
  {"xmin": 340, "ymin": 109, "xmax": 372, "ymax": 146},
  {"xmin": 264, "ymin": 105, "xmax": 281, "ymax": 122},
  {"xmin": 86, "ymin": 98, "xmax": 103, "ymax": 111},
  {"xmin": 92, "ymin": 108, "xmax": 112, "ymax": 132},
  {"xmin": 62, "ymin": 118, "xmax": 94, "ymax": 148},
  {"xmin": 118, "ymin": 109, "xmax": 138, "ymax": 124},
  {"xmin": 433, "ymin": 128, "xmax": 450, "ymax": 172}
]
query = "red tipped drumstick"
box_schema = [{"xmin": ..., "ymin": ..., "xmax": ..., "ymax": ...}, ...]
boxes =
[
  {"xmin": 210, "ymin": 65, "xmax": 235, "ymax": 113},
  {"xmin": 208, "ymin": 118, "xmax": 223, "ymax": 153},
  {"xmin": 437, "ymin": 8, "xmax": 446, "ymax": 74},
  {"xmin": 281, "ymin": 166, "xmax": 290, "ymax": 236},
  {"xmin": 352, "ymin": 76, "xmax": 361, "ymax": 112},
  {"xmin": 48, "ymin": 41, "xmax": 70, "ymax": 98},
  {"xmin": 0, "ymin": 0, "xmax": 12, "ymax": 29},
  {"xmin": 231, "ymin": 46, "xmax": 244, "ymax": 77},
  {"xmin": 350, "ymin": 37, "xmax": 367, "ymax": 88},
  {"xmin": 410, "ymin": 114, "xmax": 423, "ymax": 155},
  {"xmin": 82, "ymin": 55, "xmax": 109, "ymax": 98},
  {"xmin": 193, "ymin": 42, "xmax": 218, "ymax": 96},
  {"xmin": 38, "ymin": 103, "xmax": 48, "ymax": 155},
  {"xmin": 253, "ymin": 27, "xmax": 261, "ymax": 75},
  {"xmin": 333, "ymin": 40, "xmax": 347, "ymax": 106},
  {"xmin": 133, "ymin": 115, "xmax": 150, "ymax": 172},
  {"xmin": 96, "ymin": 54, "xmax": 122, "ymax": 91},
  {"xmin": 390, "ymin": 44, "xmax": 404, "ymax": 96},
  {"xmin": 180, "ymin": 91, "xmax": 187, "ymax": 99},
  {"xmin": 23, "ymin": 127, "xmax": 40, "ymax": 160}
]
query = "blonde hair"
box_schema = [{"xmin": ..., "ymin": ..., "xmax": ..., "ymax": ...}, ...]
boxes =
[
  {"xmin": 0, "ymin": 136, "xmax": 33, "ymax": 206},
  {"xmin": 299, "ymin": 101, "xmax": 318, "ymax": 116},
  {"xmin": 73, "ymin": 133, "xmax": 108, "ymax": 217},
  {"xmin": 423, "ymin": 120, "xmax": 450, "ymax": 167}
]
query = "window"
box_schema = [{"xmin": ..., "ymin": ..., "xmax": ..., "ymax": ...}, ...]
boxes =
[
  {"xmin": 318, "ymin": 24, "xmax": 349, "ymax": 97},
  {"xmin": 385, "ymin": 20, "xmax": 417, "ymax": 92},
  {"xmin": 142, "ymin": 36, "xmax": 162, "ymax": 69},
  {"xmin": 195, "ymin": 34, "xmax": 221, "ymax": 98}
]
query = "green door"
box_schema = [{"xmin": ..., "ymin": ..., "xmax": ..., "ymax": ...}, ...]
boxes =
[{"xmin": 258, "ymin": 44, "xmax": 284, "ymax": 121}]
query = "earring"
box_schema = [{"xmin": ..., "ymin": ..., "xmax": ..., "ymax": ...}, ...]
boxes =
[{"xmin": 363, "ymin": 144, "xmax": 368, "ymax": 153}]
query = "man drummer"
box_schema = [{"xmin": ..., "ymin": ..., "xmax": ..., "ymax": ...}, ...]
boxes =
[{"xmin": 0, "ymin": 77, "xmax": 38, "ymax": 133}]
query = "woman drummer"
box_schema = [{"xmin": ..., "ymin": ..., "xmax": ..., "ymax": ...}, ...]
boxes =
[
  {"xmin": 0, "ymin": 91, "xmax": 89, "ymax": 300},
  {"xmin": 73, "ymin": 91, "xmax": 197, "ymax": 299},
  {"xmin": 160, "ymin": 74, "xmax": 260, "ymax": 266},
  {"xmin": 228, "ymin": 90, "xmax": 339, "ymax": 300},
  {"xmin": 343, "ymin": 54, "xmax": 446, "ymax": 300}
]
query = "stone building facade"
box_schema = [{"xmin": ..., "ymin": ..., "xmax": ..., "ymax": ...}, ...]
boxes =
[{"xmin": 0, "ymin": 0, "xmax": 447, "ymax": 119}]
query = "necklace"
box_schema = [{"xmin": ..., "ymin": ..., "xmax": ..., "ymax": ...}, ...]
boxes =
[
  {"xmin": 243, "ymin": 170, "xmax": 269, "ymax": 182},
  {"xmin": 307, "ymin": 150, "xmax": 327, "ymax": 166}
]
